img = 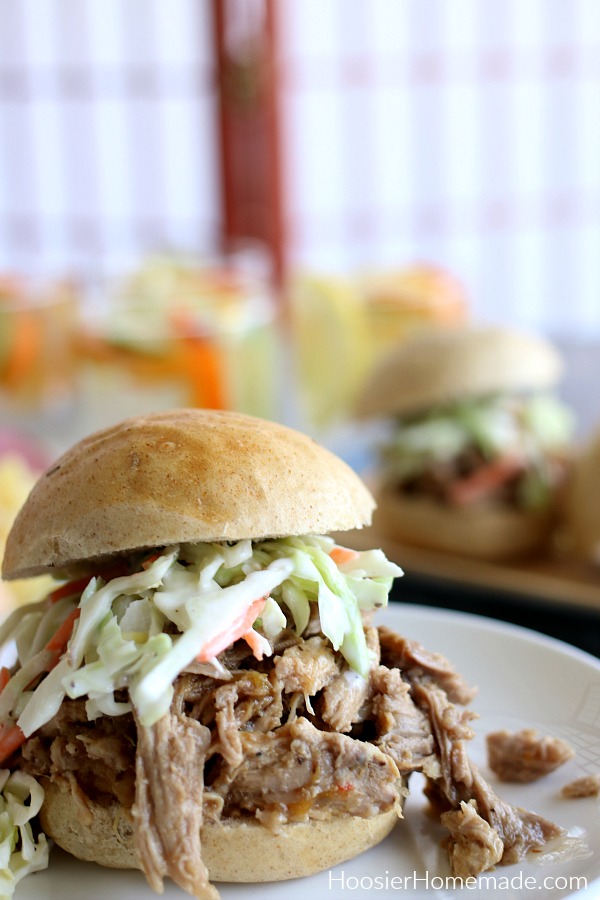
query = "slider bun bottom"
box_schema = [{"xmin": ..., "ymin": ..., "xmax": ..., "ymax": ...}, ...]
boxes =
[
  {"xmin": 374, "ymin": 484, "xmax": 556, "ymax": 562},
  {"xmin": 40, "ymin": 781, "xmax": 403, "ymax": 882}
]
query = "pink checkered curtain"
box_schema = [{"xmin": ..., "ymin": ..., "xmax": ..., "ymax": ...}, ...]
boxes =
[
  {"xmin": 277, "ymin": 0, "xmax": 600, "ymax": 338},
  {"xmin": 0, "ymin": 0, "xmax": 221, "ymax": 279}
]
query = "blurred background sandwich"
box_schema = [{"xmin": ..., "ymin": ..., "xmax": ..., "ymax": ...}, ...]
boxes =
[{"xmin": 356, "ymin": 325, "xmax": 574, "ymax": 561}]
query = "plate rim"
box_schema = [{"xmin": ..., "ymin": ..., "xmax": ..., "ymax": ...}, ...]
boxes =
[{"xmin": 383, "ymin": 601, "xmax": 600, "ymax": 671}]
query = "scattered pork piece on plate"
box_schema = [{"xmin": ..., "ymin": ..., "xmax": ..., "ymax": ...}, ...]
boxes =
[
  {"xmin": 561, "ymin": 773, "xmax": 600, "ymax": 799},
  {"xmin": 441, "ymin": 799, "xmax": 503, "ymax": 879},
  {"xmin": 486, "ymin": 728, "xmax": 574, "ymax": 783}
]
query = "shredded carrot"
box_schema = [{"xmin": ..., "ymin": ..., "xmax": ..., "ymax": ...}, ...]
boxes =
[
  {"xmin": 45, "ymin": 607, "xmax": 81, "ymax": 657},
  {"xmin": 446, "ymin": 455, "xmax": 525, "ymax": 507},
  {"xmin": 141, "ymin": 553, "xmax": 160, "ymax": 570},
  {"xmin": 3, "ymin": 309, "xmax": 42, "ymax": 390},
  {"xmin": 0, "ymin": 667, "xmax": 11, "ymax": 693},
  {"xmin": 20, "ymin": 608, "xmax": 80, "ymax": 692},
  {"xmin": 0, "ymin": 723, "xmax": 26, "ymax": 765},
  {"xmin": 329, "ymin": 546, "xmax": 359, "ymax": 566},
  {"xmin": 48, "ymin": 577, "xmax": 91, "ymax": 605},
  {"xmin": 196, "ymin": 596, "xmax": 267, "ymax": 663},
  {"xmin": 0, "ymin": 607, "xmax": 81, "ymax": 763},
  {"xmin": 47, "ymin": 560, "xmax": 132, "ymax": 605},
  {"xmin": 241, "ymin": 628, "xmax": 266, "ymax": 660},
  {"xmin": 169, "ymin": 308, "xmax": 227, "ymax": 409}
]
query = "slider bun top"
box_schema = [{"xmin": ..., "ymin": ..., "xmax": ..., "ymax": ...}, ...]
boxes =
[
  {"xmin": 2, "ymin": 409, "xmax": 375, "ymax": 581},
  {"xmin": 356, "ymin": 325, "xmax": 563, "ymax": 420}
]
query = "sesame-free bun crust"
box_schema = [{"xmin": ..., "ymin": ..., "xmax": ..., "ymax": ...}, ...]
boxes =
[
  {"xmin": 357, "ymin": 326, "xmax": 563, "ymax": 419},
  {"xmin": 39, "ymin": 781, "xmax": 402, "ymax": 882},
  {"xmin": 374, "ymin": 482, "xmax": 556, "ymax": 561},
  {"xmin": 2, "ymin": 409, "xmax": 375, "ymax": 580}
]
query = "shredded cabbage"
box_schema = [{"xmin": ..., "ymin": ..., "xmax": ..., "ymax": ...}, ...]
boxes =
[
  {"xmin": 0, "ymin": 536, "xmax": 401, "ymax": 736},
  {"xmin": 381, "ymin": 393, "xmax": 573, "ymax": 497},
  {"xmin": 0, "ymin": 769, "xmax": 48, "ymax": 899}
]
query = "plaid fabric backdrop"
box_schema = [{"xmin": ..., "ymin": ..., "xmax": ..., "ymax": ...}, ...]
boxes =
[
  {"xmin": 1, "ymin": 0, "xmax": 599, "ymax": 337},
  {"xmin": 279, "ymin": 0, "xmax": 600, "ymax": 339},
  {"xmin": 0, "ymin": 0, "xmax": 219, "ymax": 279}
]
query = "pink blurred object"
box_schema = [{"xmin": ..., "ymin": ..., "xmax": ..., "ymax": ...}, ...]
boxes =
[{"xmin": 0, "ymin": 430, "xmax": 49, "ymax": 472}]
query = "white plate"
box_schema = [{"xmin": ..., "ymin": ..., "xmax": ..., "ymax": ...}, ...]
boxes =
[{"xmin": 16, "ymin": 605, "xmax": 600, "ymax": 900}]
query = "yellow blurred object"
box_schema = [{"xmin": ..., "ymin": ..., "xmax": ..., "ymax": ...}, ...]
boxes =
[
  {"xmin": 289, "ymin": 274, "xmax": 370, "ymax": 429},
  {"xmin": 359, "ymin": 263, "xmax": 470, "ymax": 357},
  {"xmin": 0, "ymin": 455, "xmax": 53, "ymax": 615},
  {"xmin": 289, "ymin": 264, "xmax": 470, "ymax": 432}
]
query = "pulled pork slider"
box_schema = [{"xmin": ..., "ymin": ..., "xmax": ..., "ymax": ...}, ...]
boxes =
[
  {"xmin": 0, "ymin": 409, "xmax": 406, "ymax": 897},
  {"xmin": 357, "ymin": 326, "xmax": 573, "ymax": 561},
  {"xmin": 0, "ymin": 409, "xmax": 562, "ymax": 899}
]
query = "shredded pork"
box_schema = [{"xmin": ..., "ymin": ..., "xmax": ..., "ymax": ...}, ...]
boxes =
[
  {"xmin": 371, "ymin": 665, "xmax": 440, "ymax": 777},
  {"xmin": 561, "ymin": 773, "xmax": 600, "ymax": 799},
  {"xmin": 133, "ymin": 711, "xmax": 217, "ymax": 900},
  {"xmin": 415, "ymin": 681, "xmax": 563, "ymax": 866},
  {"xmin": 273, "ymin": 635, "xmax": 339, "ymax": 697},
  {"xmin": 378, "ymin": 625, "xmax": 477, "ymax": 705},
  {"xmin": 441, "ymin": 800, "xmax": 504, "ymax": 878},
  {"xmin": 18, "ymin": 615, "xmax": 564, "ymax": 897},
  {"xmin": 319, "ymin": 626, "xmax": 380, "ymax": 732},
  {"xmin": 211, "ymin": 716, "xmax": 402, "ymax": 822},
  {"xmin": 486, "ymin": 728, "xmax": 575, "ymax": 783}
]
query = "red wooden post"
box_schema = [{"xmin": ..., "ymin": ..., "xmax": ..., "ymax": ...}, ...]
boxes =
[{"xmin": 211, "ymin": 0, "xmax": 286, "ymax": 289}]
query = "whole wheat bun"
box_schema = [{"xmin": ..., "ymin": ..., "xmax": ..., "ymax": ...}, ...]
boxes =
[
  {"xmin": 357, "ymin": 325, "xmax": 563, "ymax": 419},
  {"xmin": 373, "ymin": 482, "xmax": 557, "ymax": 561},
  {"xmin": 40, "ymin": 781, "xmax": 402, "ymax": 882},
  {"xmin": 2, "ymin": 409, "xmax": 375, "ymax": 581},
  {"xmin": 562, "ymin": 429, "xmax": 600, "ymax": 564}
]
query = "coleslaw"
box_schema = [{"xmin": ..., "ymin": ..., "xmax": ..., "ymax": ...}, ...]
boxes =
[
  {"xmin": 0, "ymin": 536, "xmax": 403, "ymax": 741},
  {"xmin": 381, "ymin": 393, "xmax": 573, "ymax": 509},
  {"xmin": 0, "ymin": 769, "xmax": 48, "ymax": 898}
]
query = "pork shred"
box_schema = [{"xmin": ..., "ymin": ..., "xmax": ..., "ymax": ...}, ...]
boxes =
[
  {"xmin": 319, "ymin": 627, "xmax": 380, "ymax": 732},
  {"xmin": 210, "ymin": 716, "xmax": 402, "ymax": 823},
  {"xmin": 371, "ymin": 665, "xmax": 440, "ymax": 777},
  {"xmin": 441, "ymin": 800, "xmax": 503, "ymax": 878},
  {"xmin": 20, "ymin": 698, "xmax": 136, "ymax": 808},
  {"xmin": 561, "ymin": 773, "xmax": 600, "ymax": 799},
  {"xmin": 273, "ymin": 635, "xmax": 339, "ymax": 697},
  {"xmin": 18, "ymin": 615, "xmax": 563, "ymax": 895},
  {"xmin": 486, "ymin": 729, "xmax": 575, "ymax": 783},
  {"xmin": 133, "ymin": 711, "xmax": 217, "ymax": 900},
  {"xmin": 414, "ymin": 681, "xmax": 563, "ymax": 870},
  {"xmin": 378, "ymin": 625, "xmax": 477, "ymax": 705}
]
